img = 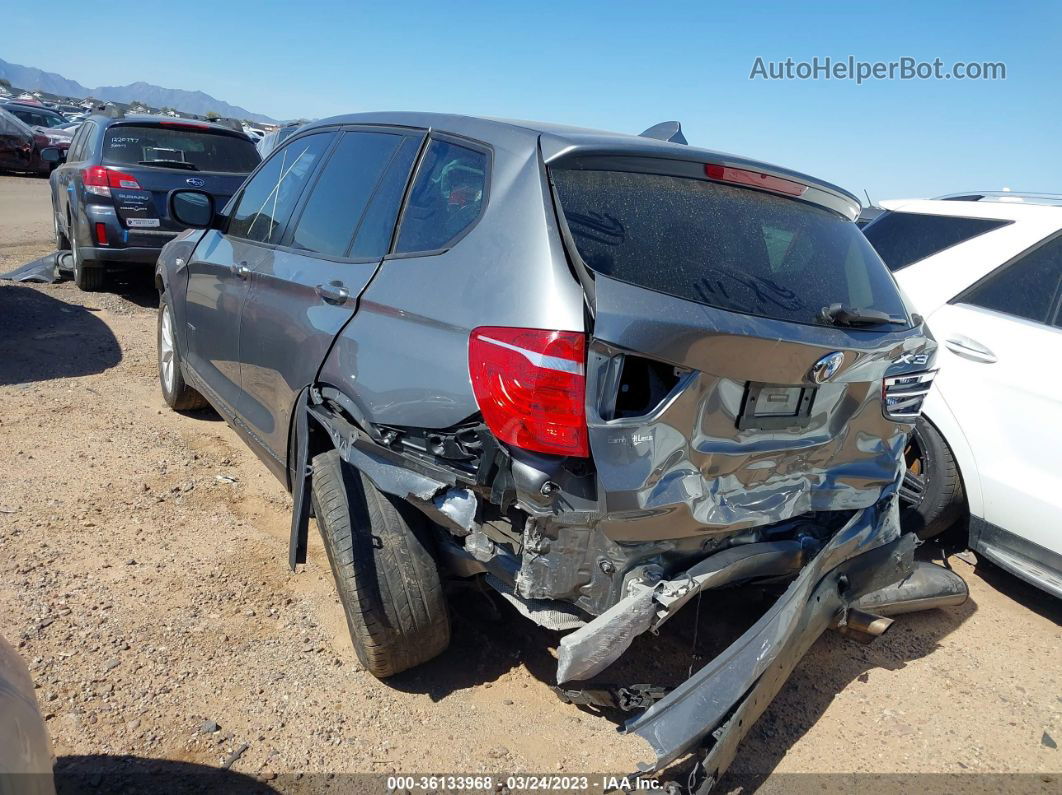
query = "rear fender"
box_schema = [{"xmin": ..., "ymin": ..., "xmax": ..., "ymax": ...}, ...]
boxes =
[{"xmin": 287, "ymin": 390, "xmax": 480, "ymax": 570}]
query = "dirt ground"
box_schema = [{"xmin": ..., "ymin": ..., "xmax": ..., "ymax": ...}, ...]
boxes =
[{"xmin": 1, "ymin": 173, "xmax": 1060, "ymax": 792}]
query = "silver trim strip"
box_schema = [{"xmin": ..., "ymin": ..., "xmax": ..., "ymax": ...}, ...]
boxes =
[{"xmin": 476, "ymin": 334, "xmax": 585, "ymax": 375}]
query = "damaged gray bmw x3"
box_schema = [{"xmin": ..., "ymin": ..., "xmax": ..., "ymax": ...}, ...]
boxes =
[{"xmin": 154, "ymin": 113, "xmax": 968, "ymax": 789}]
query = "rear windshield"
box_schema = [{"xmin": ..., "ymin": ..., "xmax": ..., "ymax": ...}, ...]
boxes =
[
  {"xmin": 862, "ymin": 210, "xmax": 1011, "ymax": 271},
  {"xmin": 551, "ymin": 168, "xmax": 910, "ymax": 328},
  {"xmin": 103, "ymin": 125, "xmax": 260, "ymax": 173}
]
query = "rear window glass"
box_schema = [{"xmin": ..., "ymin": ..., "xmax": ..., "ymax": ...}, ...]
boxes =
[
  {"xmin": 394, "ymin": 139, "xmax": 487, "ymax": 253},
  {"xmin": 552, "ymin": 168, "xmax": 909, "ymax": 328},
  {"xmin": 103, "ymin": 125, "xmax": 260, "ymax": 174},
  {"xmin": 863, "ymin": 211, "xmax": 1010, "ymax": 271}
]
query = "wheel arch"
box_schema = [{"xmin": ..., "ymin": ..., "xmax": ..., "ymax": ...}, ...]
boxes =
[{"xmin": 920, "ymin": 390, "xmax": 982, "ymax": 518}]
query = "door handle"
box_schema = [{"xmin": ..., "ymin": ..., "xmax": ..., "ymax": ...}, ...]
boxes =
[
  {"xmin": 944, "ymin": 335, "xmax": 997, "ymax": 364},
  {"xmin": 315, "ymin": 282, "xmax": 350, "ymax": 304},
  {"xmin": 230, "ymin": 262, "xmax": 251, "ymax": 279}
]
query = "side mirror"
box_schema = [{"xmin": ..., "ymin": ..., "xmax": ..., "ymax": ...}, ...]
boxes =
[
  {"xmin": 169, "ymin": 189, "xmax": 215, "ymax": 228},
  {"xmin": 40, "ymin": 147, "xmax": 65, "ymax": 163}
]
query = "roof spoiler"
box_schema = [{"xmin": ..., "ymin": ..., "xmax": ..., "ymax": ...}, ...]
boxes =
[
  {"xmin": 215, "ymin": 117, "xmax": 246, "ymax": 133},
  {"xmin": 638, "ymin": 121, "xmax": 687, "ymax": 145}
]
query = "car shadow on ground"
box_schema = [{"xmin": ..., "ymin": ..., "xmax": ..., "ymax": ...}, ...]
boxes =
[
  {"xmin": 55, "ymin": 755, "xmax": 276, "ymax": 794},
  {"xmin": 390, "ymin": 545, "xmax": 977, "ymax": 785},
  {"xmin": 0, "ymin": 285, "xmax": 122, "ymax": 386},
  {"xmin": 105, "ymin": 269, "xmax": 160, "ymax": 310}
]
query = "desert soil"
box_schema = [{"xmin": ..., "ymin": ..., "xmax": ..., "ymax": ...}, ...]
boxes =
[{"xmin": 0, "ymin": 173, "xmax": 1059, "ymax": 793}]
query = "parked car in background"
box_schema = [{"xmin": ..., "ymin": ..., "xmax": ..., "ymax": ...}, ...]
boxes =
[
  {"xmin": 0, "ymin": 635, "xmax": 54, "ymax": 793},
  {"xmin": 48, "ymin": 111, "xmax": 260, "ymax": 291},
  {"xmin": 0, "ymin": 106, "xmax": 39, "ymax": 174},
  {"xmin": 0, "ymin": 101, "xmax": 72, "ymax": 174},
  {"xmin": 255, "ymin": 121, "xmax": 301, "ymax": 157},
  {"xmin": 154, "ymin": 112, "xmax": 965, "ymax": 786},
  {"xmin": 863, "ymin": 193, "xmax": 1062, "ymax": 598}
]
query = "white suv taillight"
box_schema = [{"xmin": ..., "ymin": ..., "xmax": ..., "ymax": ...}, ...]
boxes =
[{"xmin": 469, "ymin": 327, "xmax": 588, "ymax": 457}]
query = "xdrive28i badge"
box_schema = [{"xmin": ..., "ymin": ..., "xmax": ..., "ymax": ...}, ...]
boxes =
[
  {"xmin": 186, "ymin": 177, "xmax": 206, "ymax": 188},
  {"xmin": 809, "ymin": 352, "xmax": 845, "ymax": 383}
]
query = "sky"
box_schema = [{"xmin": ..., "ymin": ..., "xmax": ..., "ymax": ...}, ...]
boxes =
[{"xmin": 4, "ymin": 0, "xmax": 1060, "ymax": 199}]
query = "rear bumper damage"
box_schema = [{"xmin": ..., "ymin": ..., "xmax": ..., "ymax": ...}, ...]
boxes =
[
  {"xmin": 295, "ymin": 399, "xmax": 968, "ymax": 790},
  {"xmin": 555, "ymin": 499, "xmax": 967, "ymax": 789}
]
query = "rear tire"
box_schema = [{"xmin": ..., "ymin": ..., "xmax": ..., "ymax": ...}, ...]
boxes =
[
  {"xmin": 54, "ymin": 214, "xmax": 70, "ymax": 251},
  {"xmin": 311, "ymin": 449, "xmax": 450, "ymax": 678},
  {"xmin": 900, "ymin": 419, "xmax": 966, "ymax": 540},
  {"xmin": 157, "ymin": 296, "xmax": 208, "ymax": 411},
  {"xmin": 71, "ymin": 223, "xmax": 105, "ymax": 292}
]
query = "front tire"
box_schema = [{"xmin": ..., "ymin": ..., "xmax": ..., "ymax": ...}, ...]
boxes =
[
  {"xmin": 157, "ymin": 296, "xmax": 208, "ymax": 410},
  {"xmin": 311, "ymin": 449, "xmax": 450, "ymax": 678},
  {"xmin": 899, "ymin": 419, "xmax": 966, "ymax": 540}
]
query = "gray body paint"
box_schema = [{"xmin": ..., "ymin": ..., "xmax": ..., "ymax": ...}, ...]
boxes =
[{"xmin": 156, "ymin": 112, "xmax": 959, "ymax": 788}]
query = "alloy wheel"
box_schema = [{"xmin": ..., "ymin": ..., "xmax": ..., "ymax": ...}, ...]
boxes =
[
  {"xmin": 159, "ymin": 303, "xmax": 177, "ymax": 394},
  {"xmin": 899, "ymin": 426, "xmax": 929, "ymax": 508}
]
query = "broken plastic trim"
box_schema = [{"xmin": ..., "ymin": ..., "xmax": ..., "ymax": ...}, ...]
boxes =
[
  {"xmin": 289, "ymin": 395, "xmax": 482, "ymax": 569},
  {"xmin": 624, "ymin": 506, "xmax": 915, "ymax": 777},
  {"xmin": 556, "ymin": 539, "xmax": 808, "ymax": 683}
]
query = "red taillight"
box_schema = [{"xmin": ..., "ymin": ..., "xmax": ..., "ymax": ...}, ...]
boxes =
[
  {"xmin": 95, "ymin": 223, "xmax": 108, "ymax": 246},
  {"xmin": 81, "ymin": 166, "xmax": 141, "ymax": 196},
  {"xmin": 705, "ymin": 163, "xmax": 807, "ymax": 197},
  {"xmin": 469, "ymin": 327, "xmax": 588, "ymax": 457}
]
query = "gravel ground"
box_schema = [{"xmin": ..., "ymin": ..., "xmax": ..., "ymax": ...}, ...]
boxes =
[{"xmin": 0, "ymin": 174, "xmax": 1059, "ymax": 793}]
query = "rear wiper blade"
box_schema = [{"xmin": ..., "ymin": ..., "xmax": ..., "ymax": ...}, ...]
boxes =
[
  {"xmin": 819, "ymin": 303, "xmax": 907, "ymax": 327},
  {"xmin": 138, "ymin": 160, "xmax": 199, "ymax": 171}
]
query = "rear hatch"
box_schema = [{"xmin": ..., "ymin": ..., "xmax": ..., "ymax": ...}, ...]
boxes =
[
  {"xmin": 548, "ymin": 156, "xmax": 934, "ymax": 540},
  {"xmin": 101, "ymin": 121, "xmax": 259, "ymax": 234}
]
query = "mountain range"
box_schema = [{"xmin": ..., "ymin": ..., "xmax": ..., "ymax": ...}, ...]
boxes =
[{"xmin": 0, "ymin": 57, "xmax": 278, "ymax": 124}]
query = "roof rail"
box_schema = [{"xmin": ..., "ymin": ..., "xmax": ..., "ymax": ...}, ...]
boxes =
[
  {"xmin": 638, "ymin": 121, "xmax": 687, "ymax": 145},
  {"xmin": 935, "ymin": 191, "xmax": 1062, "ymax": 206}
]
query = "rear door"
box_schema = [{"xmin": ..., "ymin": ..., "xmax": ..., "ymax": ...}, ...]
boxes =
[
  {"xmin": 235, "ymin": 127, "xmax": 424, "ymax": 475},
  {"xmin": 550, "ymin": 161, "xmax": 933, "ymax": 539},
  {"xmin": 181, "ymin": 132, "xmax": 334, "ymax": 417},
  {"xmin": 924, "ymin": 233, "xmax": 1062, "ymax": 556},
  {"xmin": 100, "ymin": 122, "xmax": 259, "ymax": 233}
]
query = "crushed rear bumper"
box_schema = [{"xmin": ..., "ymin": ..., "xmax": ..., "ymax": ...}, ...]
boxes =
[
  {"xmin": 552, "ymin": 497, "xmax": 962, "ymax": 791},
  {"xmin": 629, "ymin": 527, "xmax": 915, "ymax": 790}
]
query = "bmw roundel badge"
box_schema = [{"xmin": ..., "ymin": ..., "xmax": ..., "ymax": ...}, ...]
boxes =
[{"xmin": 809, "ymin": 351, "xmax": 845, "ymax": 383}]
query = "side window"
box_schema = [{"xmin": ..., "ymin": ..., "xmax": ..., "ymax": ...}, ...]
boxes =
[
  {"xmin": 228, "ymin": 133, "xmax": 332, "ymax": 244},
  {"xmin": 0, "ymin": 108, "xmax": 31, "ymax": 137},
  {"xmin": 350, "ymin": 136, "xmax": 421, "ymax": 258},
  {"xmin": 957, "ymin": 235, "xmax": 1062, "ymax": 326},
  {"xmin": 288, "ymin": 131, "xmax": 408, "ymax": 258},
  {"xmin": 69, "ymin": 123, "xmax": 89, "ymax": 161},
  {"xmin": 79, "ymin": 122, "xmax": 100, "ymax": 161},
  {"xmin": 0, "ymin": 109, "xmax": 19, "ymax": 136},
  {"xmin": 863, "ymin": 211, "xmax": 1011, "ymax": 271},
  {"xmin": 394, "ymin": 139, "xmax": 487, "ymax": 254}
]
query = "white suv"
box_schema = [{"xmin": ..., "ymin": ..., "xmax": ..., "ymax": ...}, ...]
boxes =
[{"xmin": 863, "ymin": 194, "xmax": 1062, "ymax": 598}]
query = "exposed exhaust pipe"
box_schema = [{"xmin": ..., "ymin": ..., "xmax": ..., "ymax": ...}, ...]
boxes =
[
  {"xmin": 854, "ymin": 560, "xmax": 969, "ymax": 616},
  {"xmin": 837, "ymin": 608, "xmax": 894, "ymax": 643}
]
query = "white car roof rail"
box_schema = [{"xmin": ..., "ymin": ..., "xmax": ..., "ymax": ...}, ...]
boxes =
[{"xmin": 934, "ymin": 191, "xmax": 1062, "ymax": 206}]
